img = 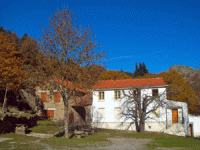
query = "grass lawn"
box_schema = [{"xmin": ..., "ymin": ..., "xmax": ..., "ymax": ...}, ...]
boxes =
[
  {"xmin": 28, "ymin": 119, "xmax": 64, "ymax": 134},
  {"xmin": 0, "ymin": 119, "xmax": 200, "ymax": 149}
]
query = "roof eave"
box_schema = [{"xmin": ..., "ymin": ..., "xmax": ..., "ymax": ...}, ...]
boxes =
[{"xmin": 93, "ymin": 85, "xmax": 168, "ymax": 91}]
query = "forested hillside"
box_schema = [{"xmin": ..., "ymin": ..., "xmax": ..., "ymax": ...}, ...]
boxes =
[
  {"xmin": 1, "ymin": 25, "xmax": 199, "ymax": 115},
  {"xmin": 167, "ymin": 65, "xmax": 200, "ymax": 106}
]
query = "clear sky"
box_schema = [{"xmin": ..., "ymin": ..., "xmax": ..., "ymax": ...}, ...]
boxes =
[{"xmin": 1, "ymin": 0, "xmax": 199, "ymax": 73}]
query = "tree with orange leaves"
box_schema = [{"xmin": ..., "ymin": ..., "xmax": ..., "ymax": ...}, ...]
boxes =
[
  {"xmin": 39, "ymin": 7, "xmax": 106, "ymax": 138},
  {"xmin": 159, "ymin": 70, "xmax": 198, "ymax": 114},
  {"xmin": 0, "ymin": 32, "xmax": 26, "ymax": 113},
  {"xmin": 99, "ymin": 70, "xmax": 132, "ymax": 80}
]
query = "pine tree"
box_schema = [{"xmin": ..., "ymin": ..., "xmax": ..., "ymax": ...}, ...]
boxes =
[
  {"xmin": 142, "ymin": 62, "xmax": 148, "ymax": 75},
  {"xmin": 138, "ymin": 63, "xmax": 143, "ymax": 76},
  {"xmin": 21, "ymin": 33, "xmax": 28, "ymax": 41},
  {"xmin": 134, "ymin": 62, "xmax": 139, "ymax": 77},
  {"xmin": 134, "ymin": 62, "xmax": 148, "ymax": 77}
]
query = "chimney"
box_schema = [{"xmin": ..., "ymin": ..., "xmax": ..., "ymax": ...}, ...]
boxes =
[{"xmin": 114, "ymin": 75, "xmax": 116, "ymax": 83}]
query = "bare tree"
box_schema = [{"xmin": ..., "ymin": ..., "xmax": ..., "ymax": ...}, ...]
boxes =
[
  {"xmin": 121, "ymin": 87, "xmax": 166, "ymax": 133},
  {"xmin": 39, "ymin": 7, "xmax": 105, "ymax": 138}
]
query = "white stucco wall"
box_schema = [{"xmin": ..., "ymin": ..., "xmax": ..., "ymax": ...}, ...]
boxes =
[
  {"xmin": 189, "ymin": 114, "xmax": 200, "ymax": 137},
  {"xmin": 92, "ymin": 86, "xmax": 189, "ymax": 136},
  {"xmin": 165, "ymin": 100, "xmax": 189, "ymax": 136},
  {"xmin": 92, "ymin": 87, "xmax": 167, "ymax": 123}
]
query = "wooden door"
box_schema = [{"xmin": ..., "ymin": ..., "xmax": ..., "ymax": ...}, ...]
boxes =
[
  {"xmin": 189, "ymin": 124, "xmax": 193, "ymax": 136},
  {"xmin": 172, "ymin": 109, "xmax": 178, "ymax": 123},
  {"xmin": 69, "ymin": 111, "xmax": 74, "ymax": 125},
  {"xmin": 46, "ymin": 110, "xmax": 54, "ymax": 118}
]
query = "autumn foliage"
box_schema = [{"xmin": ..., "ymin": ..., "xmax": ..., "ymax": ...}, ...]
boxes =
[
  {"xmin": 99, "ymin": 70, "xmax": 132, "ymax": 80},
  {"xmin": 0, "ymin": 32, "xmax": 25, "ymax": 90},
  {"xmin": 0, "ymin": 32, "xmax": 27, "ymax": 112},
  {"xmin": 39, "ymin": 7, "xmax": 105, "ymax": 138},
  {"xmin": 133, "ymin": 70, "xmax": 198, "ymax": 114},
  {"xmin": 159, "ymin": 70, "xmax": 198, "ymax": 114}
]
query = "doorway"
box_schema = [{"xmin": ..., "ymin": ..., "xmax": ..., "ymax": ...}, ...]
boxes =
[
  {"xmin": 189, "ymin": 124, "xmax": 193, "ymax": 137},
  {"xmin": 69, "ymin": 111, "xmax": 74, "ymax": 125},
  {"xmin": 172, "ymin": 109, "xmax": 178, "ymax": 123}
]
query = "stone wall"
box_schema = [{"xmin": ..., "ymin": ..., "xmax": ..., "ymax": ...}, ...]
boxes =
[{"xmin": 35, "ymin": 88, "xmax": 91, "ymax": 125}]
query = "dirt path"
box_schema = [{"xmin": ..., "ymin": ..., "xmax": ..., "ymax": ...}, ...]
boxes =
[
  {"xmin": 84, "ymin": 137, "xmax": 153, "ymax": 150},
  {"xmin": 0, "ymin": 137, "xmax": 13, "ymax": 142},
  {"xmin": 28, "ymin": 136, "xmax": 152, "ymax": 150},
  {"xmin": 26, "ymin": 133, "xmax": 153, "ymax": 149}
]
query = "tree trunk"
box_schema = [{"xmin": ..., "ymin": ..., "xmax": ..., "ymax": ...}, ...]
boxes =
[
  {"xmin": 64, "ymin": 99, "xmax": 69, "ymax": 139},
  {"xmin": 2, "ymin": 87, "xmax": 8, "ymax": 113},
  {"xmin": 135, "ymin": 121, "xmax": 140, "ymax": 132},
  {"xmin": 140, "ymin": 112, "xmax": 146, "ymax": 133}
]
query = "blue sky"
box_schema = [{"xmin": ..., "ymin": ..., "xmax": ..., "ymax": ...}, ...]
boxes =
[{"xmin": 1, "ymin": 0, "xmax": 200, "ymax": 73}]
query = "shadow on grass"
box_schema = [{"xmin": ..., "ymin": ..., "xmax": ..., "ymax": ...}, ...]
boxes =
[
  {"xmin": 191, "ymin": 137, "xmax": 200, "ymax": 140},
  {"xmin": 26, "ymin": 129, "xmax": 32, "ymax": 134},
  {"xmin": 53, "ymin": 130, "xmax": 75, "ymax": 139}
]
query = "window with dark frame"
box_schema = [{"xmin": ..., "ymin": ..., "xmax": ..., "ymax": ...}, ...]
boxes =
[
  {"xmin": 98, "ymin": 91, "xmax": 104, "ymax": 101},
  {"xmin": 132, "ymin": 90, "xmax": 137, "ymax": 99},
  {"xmin": 114, "ymin": 91, "xmax": 121, "ymax": 100},
  {"xmin": 152, "ymin": 89, "xmax": 158, "ymax": 96}
]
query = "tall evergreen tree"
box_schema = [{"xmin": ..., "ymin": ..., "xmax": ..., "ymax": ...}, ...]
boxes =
[
  {"xmin": 134, "ymin": 62, "xmax": 139, "ymax": 77},
  {"xmin": 133, "ymin": 62, "xmax": 148, "ymax": 77},
  {"xmin": 138, "ymin": 63, "xmax": 143, "ymax": 76},
  {"xmin": 142, "ymin": 62, "xmax": 148, "ymax": 75},
  {"xmin": 21, "ymin": 33, "xmax": 28, "ymax": 41}
]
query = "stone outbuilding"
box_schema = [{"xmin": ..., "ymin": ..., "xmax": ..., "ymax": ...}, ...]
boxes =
[{"xmin": 35, "ymin": 78, "xmax": 92, "ymax": 125}]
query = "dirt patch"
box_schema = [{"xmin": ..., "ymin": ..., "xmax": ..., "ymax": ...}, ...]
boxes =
[
  {"xmin": 26, "ymin": 133, "xmax": 53, "ymax": 138},
  {"xmin": 0, "ymin": 137, "xmax": 13, "ymax": 142},
  {"xmin": 84, "ymin": 137, "xmax": 153, "ymax": 150}
]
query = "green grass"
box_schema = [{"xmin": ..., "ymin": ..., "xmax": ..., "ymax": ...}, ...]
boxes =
[
  {"xmin": 42, "ymin": 129, "xmax": 200, "ymax": 149},
  {"xmin": 0, "ymin": 132, "xmax": 44, "ymax": 149},
  {"xmin": 41, "ymin": 132, "xmax": 109, "ymax": 148},
  {"xmin": 147, "ymin": 135, "xmax": 200, "ymax": 149},
  {"xmin": 28, "ymin": 119, "xmax": 64, "ymax": 134},
  {"xmin": 0, "ymin": 120, "xmax": 200, "ymax": 149}
]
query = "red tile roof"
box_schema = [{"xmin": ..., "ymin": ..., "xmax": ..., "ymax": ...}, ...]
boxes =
[
  {"xmin": 92, "ymin": 77, "xmax": 167, "ymax": 89},
  {"xmin": 34, "ymin": 77, "xmax": 85, "ymax": 93}
]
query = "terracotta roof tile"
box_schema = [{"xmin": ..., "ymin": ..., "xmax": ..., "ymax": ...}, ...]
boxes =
[
  {"xmin": 34, "ymin": 77, "xmax": 85, "ymax": 93},
  {"xmin": 92, "ymin": 77, "xmax": 167, "ymax": 89}
]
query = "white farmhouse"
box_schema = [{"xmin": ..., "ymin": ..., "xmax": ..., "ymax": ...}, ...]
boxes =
[{"xmin": 92, "ymin": 78, "xmax": 190, "ymax": 136}]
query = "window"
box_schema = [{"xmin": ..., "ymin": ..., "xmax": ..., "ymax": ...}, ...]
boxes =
[
  {"xmin": 152, "ymin": 107, "xmax": 160, "ymax": 118},
  {"xmin": 45, "ymin": 110, "xmax": 54, "ymax": 118},
  {"xmin": 41, "ymin": 92, "xmax": 46, "ymax": 102},
  {"xmin": 98, "ymin": 92, "xmax": 104, "ymax": 101},
  {"xmin": 132, "ymin": 90, "xmax": 138, "ymax": 100},
  {"xmin": 114, "ymin": 91, "xmax": 121, "ymax": 100},
  {"xmin": 114, "ymin": 108, "xmax": 121, "ymax": 119},
  {"xmin": 98, "ymin": 108, "xmax": 105, "ymax": 118},
  {"xmin": 54, "ymin": 92, "xmax": 60, "ymax": 102},
  {"xmin": 152, "ymin": 89, "xmax": 158, "ymax": 96}
]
